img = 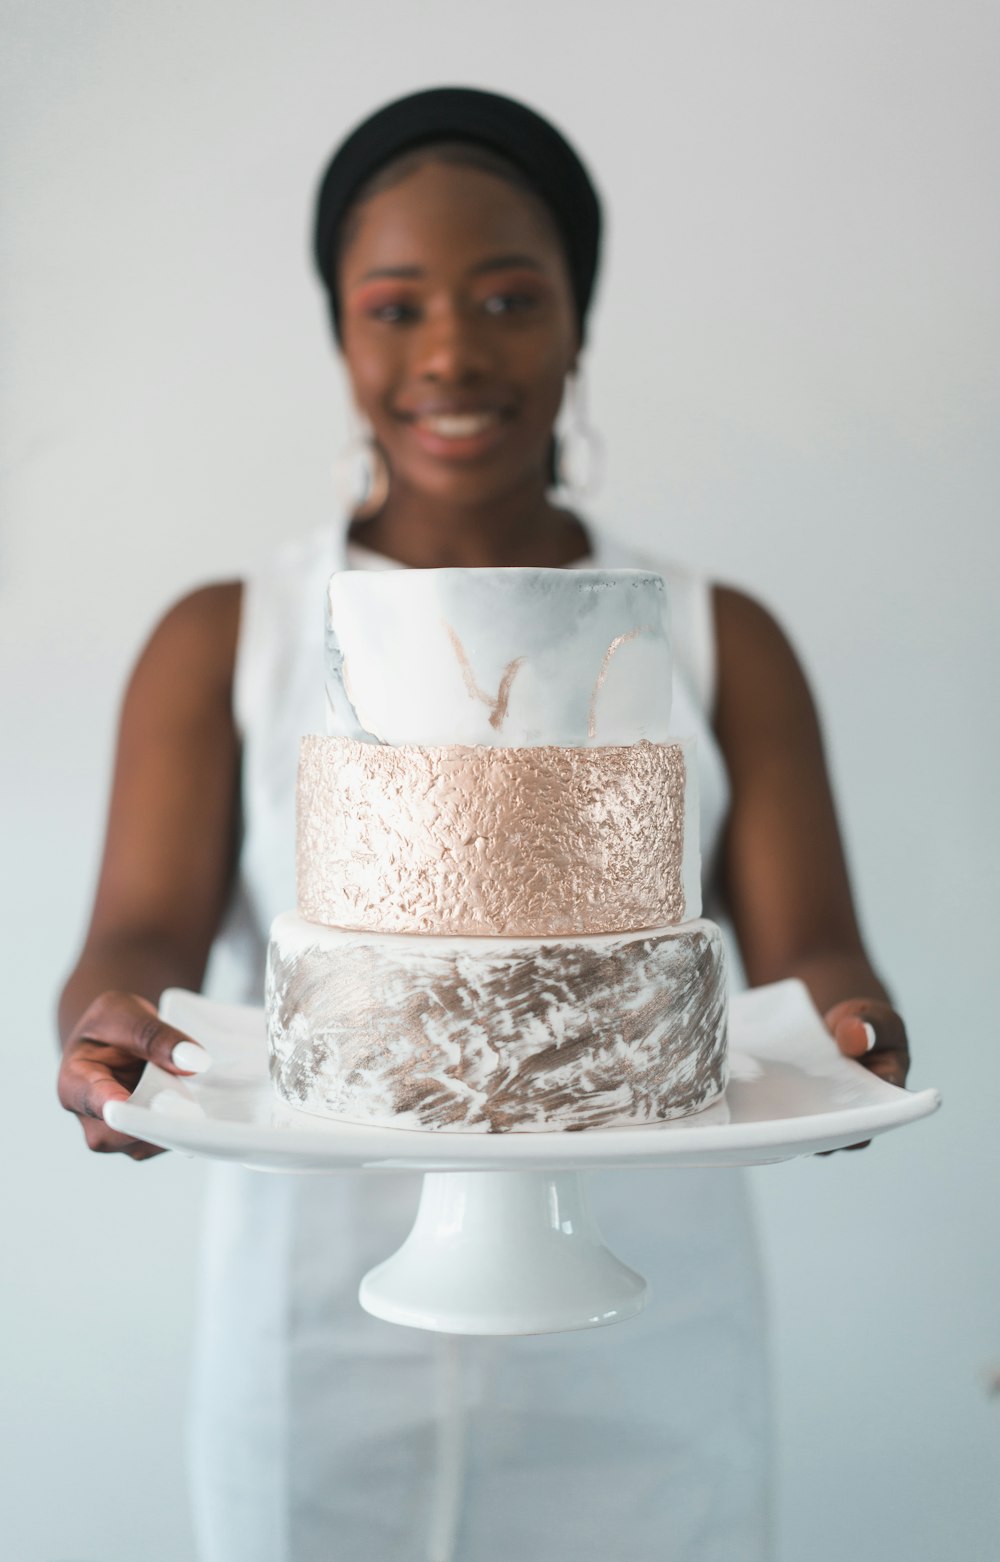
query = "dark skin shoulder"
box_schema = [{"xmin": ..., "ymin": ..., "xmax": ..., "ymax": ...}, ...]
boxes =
[
  {"xmin": 713, "ymin": 585, "xmax": 909, "ymax": 1096},
  {"xmin": 57, "ymin": 581, "xmax": 243, "ymax": 1158}
]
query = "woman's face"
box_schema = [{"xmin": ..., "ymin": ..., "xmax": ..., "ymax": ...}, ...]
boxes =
[{"xmin": 336, "ymin": 159, "xmax": 579, "ymax": 508}]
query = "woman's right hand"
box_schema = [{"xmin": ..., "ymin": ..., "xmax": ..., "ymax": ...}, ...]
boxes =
[{"xmin": 58, "ymin": 991, "xmax": 211, "ymax": 1160}]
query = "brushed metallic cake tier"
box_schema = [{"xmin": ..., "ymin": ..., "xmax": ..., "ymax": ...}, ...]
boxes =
[
  {"xmin": 266, "ymin": 913, "xmax": 728, "ymax": 1134},
  {"xmin": 296, "ymin": 734, "xmax": 700, "ymax": 937}
]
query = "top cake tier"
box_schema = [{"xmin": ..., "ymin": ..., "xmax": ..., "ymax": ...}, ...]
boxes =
[{"xmin": 325, "ymin": 568, "xmax": 672, "ymax": 747}]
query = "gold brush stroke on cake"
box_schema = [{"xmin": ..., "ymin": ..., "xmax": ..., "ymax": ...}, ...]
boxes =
[
  {"xmin": 444, "ymin": 623, "xmax": 525, "ymax": 731},
  {"xmin": 266, "ymin": 923, "xmax": 728, "ymax": 1133},
  {"xmin": 587, "ymin": 626, "xmax": 654, "ymax": 738},
  {"xmin": 296, "ymin": 734, "xmax": 690, "ymax": 936}
]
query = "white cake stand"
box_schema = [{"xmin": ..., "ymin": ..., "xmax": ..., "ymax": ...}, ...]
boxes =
[{"xmin": 105, "ymin": 980, "xmax": 940, "ymax": 1337}]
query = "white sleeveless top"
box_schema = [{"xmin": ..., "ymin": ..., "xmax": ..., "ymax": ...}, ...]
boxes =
[{"xmin": 189, "ymin": 521, "xmax": 771, "ymax": 1562}]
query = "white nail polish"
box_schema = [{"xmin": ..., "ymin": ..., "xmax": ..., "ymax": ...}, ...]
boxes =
[
  {"xmin": 862, "ymin": 1022, "xmax": 877, "ymax": 1053},
  {"xmin": 171, "ymin": 1041, "xmax": 211, "ymax": 1074}
]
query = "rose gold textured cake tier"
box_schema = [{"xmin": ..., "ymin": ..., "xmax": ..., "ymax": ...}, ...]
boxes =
[
  {"xmin": 266, "ymin": 913, "xmax": 728, "ymax": 1133},
  {"xmin": 296, "ymin": 734, "xmax": 700, "ymax": 938}
]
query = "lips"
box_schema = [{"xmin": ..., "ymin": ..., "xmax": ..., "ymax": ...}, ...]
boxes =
[
  {"xmin": 413, "ymin": 411, "xmax": 503, "ymax": 439},
  {"xmin": 399, "ymin": 403, "xmax": 511, "ymax": 460}
]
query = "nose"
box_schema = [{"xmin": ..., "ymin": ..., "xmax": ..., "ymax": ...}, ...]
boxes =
[{"xmin": 413, "ymin": 302, "xmax": 493, "ymax": 384}]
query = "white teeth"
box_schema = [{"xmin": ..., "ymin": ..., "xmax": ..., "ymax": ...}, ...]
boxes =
[{"xmin": 419, "ymin": 412, "xmax": 500, "ymax": 438}]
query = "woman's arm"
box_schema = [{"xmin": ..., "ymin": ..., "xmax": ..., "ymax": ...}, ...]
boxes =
[
  {"xmin": 57, "ymin": 581, "xmax": 243, "ymax": 1158},
  {"xmin": 713, "ymin": 585, "xmax": 909, "ymax": 1096}
]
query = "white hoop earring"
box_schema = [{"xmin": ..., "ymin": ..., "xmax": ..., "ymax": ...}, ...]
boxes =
[
  {"xmin": 333, "ymin": 417, "xmax": 390, "ymax": 519},
  {"xmin": 552, "ymin": 368, "xmax": 604, "ymax": 502}
]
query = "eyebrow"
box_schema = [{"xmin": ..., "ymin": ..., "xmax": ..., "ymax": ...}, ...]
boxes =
[
  {"xmin": 358, "ymin": 265, "xmax": 423, "ymax": 281},
  {"xmin": 357, "ymin": 253, "xmax": 546, "ymax": 283},
  {"xmin": 470, "ymin": 254, "xmax": 545, "ymax": 276}
]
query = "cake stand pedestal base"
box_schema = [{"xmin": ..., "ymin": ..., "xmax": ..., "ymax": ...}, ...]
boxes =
[{"xmin": 359, "ymin": 1169, "xmax": 648, "ymax": 1335}]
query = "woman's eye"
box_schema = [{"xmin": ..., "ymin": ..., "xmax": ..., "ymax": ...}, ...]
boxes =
[
  {"xmin": 370, "ymin": 301, "xmax": 419, "ymax": 324},
  {"xmin": 482, "ymin": 291, "xmax": 539, "ymax": 316}
]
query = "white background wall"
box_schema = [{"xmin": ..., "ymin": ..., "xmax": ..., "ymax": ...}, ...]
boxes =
[{"xmin": 3, "ymin": 2, "xmax": 998, "ymax": 1558}]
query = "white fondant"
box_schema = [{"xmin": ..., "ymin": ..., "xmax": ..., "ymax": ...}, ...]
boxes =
[
  {"xmin": 271, "ymin": 909, "xmax": 689, "ymax": 964},
  {"xmin": 325, "ymin": 568, "xmax": 672, "ymax": 747}
]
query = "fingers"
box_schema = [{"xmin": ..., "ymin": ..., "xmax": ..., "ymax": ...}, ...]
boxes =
[
  {"xmin": 69, "ymin": 992, "xmax": 210, "ymax": 1077},
  {"xmin": 59, "ymin": 990, "xmax": 210, "ymax": 1160},
  {"xmin": 58, "ymin": 1047, "xmax": 138, "ymax": 1123},
  {"xmin": 828, "ymin": 1011, "xmax": 877, "ymax": 1059},
  {"xmin": 80, "ymin": 1112, "xmax": 166, "ymax": 1160},
  {"xmin": 815, "ymin": 996, "xmax": 912, "ymax": 1156},
  {"xmin": 824, "ymin": 998, "xmax": 910, "ymax": 1089}
]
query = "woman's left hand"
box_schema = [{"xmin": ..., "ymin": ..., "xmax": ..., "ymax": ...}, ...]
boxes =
[
  {"xmin": 820, "ymin": 998, "xmax": 911, "ymax": 1152},
  {"xmin": 824, "ymin": 998, "xmax": 910, "ymax": 1087}
]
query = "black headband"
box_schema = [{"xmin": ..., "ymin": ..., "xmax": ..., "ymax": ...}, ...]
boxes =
[{"xmin": 312, "ymin": 86, "xmax": 602, "ymax": 343}]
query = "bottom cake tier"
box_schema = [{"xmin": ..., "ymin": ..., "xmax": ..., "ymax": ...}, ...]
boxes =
[{"xmin": 266, "ymin": 912, "xmax": 729, "ymax": 1134}]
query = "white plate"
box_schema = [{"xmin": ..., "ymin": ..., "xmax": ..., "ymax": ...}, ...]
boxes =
[{"xmin": 104, "ymin": 979, "xmax": 940, "ymax": 1171}]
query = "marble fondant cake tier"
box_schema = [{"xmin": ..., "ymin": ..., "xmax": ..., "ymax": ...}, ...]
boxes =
[
  {"xmin": 266, "ymin": 913, "xmax": 728, "ymax": 1134},
  {"xmin": 325, "ymin": 567, "xmax": 672, "ymax": 747},
  {"xmin": 297, "ymin": 734, "xmax": 701, "ymax": 937}
]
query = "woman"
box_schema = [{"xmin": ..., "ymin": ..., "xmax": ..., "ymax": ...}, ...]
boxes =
[{"xmin": 57, "ymin": 88, "xmax": 909, "ymax": 1562}]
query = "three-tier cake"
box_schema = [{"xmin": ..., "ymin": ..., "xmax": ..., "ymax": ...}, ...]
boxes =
[{"xmin": 265, "ymin": 568, "xmax": 728, "ymax": 1132}]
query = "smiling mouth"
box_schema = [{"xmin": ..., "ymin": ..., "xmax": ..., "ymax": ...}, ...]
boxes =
[{"xmin": 410, "ymin": 411, "xmax": 505, "ymax": 439}]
